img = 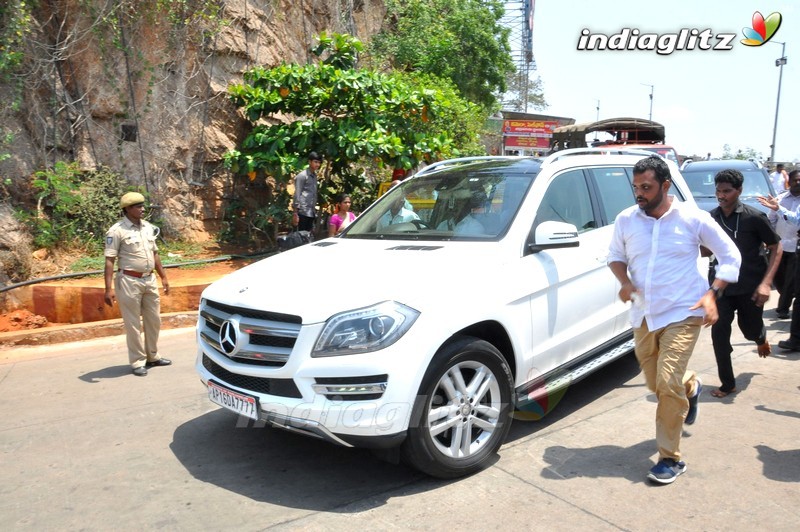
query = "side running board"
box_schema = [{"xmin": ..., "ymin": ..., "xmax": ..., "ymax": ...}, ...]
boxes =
[{"xmin": 515, "ymin": 337, "xmax": 635, "ymax": 411}]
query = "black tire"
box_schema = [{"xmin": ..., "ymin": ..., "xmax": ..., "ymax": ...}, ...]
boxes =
[{"xmin": 402, "ymin": 337, "xmax": 514, "ymax": 478}]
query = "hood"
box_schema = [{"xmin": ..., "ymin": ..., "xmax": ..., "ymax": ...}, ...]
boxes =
[{"xmin": 201, "ymin": 238, "xmax": 506, "ymax": 323}]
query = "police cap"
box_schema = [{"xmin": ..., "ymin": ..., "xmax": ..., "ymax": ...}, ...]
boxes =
[{"xmin": 120, "ymin": 192, "xmax": 146, "ymax": 208}]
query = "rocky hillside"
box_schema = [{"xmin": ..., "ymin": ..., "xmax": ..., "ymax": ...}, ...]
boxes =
[{"xmin": 0, "ymin": 0, "xmax": 386, "ymax": 287}]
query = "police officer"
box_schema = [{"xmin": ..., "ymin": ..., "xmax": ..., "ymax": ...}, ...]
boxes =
[{"xmin": 104, "ymin": 192, "xmax": 171, "ymax": 376}]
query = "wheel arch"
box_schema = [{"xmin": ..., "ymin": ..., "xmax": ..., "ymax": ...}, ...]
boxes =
[{"xmin": 450, "ymin": 320, "xmax": 516, "ymax": 381}]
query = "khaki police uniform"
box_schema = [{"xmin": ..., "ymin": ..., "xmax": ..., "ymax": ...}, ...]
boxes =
[{"xmin": 105, "ymin": 217, "xmax": 163, "ymax": 368}]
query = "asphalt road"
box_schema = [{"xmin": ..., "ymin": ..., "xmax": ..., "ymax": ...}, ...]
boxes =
[{"xmin": 1, "ymin": 303, "xmax": 799, "ymax": 531}]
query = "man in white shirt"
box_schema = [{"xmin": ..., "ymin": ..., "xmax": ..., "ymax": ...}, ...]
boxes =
[
  {"xmin": 376, "ymin": 195, "xmax": 419, "ymax": 230},
  {"xmin": 608, "ymin": 156, "xmax": 740, "ymax": 485},
  {"xmin": 436, "ymin": 190, "xmax": 487, "ymax": 235},
  {"xmin": 766, "ymin": 169, "xmax": 800, "ymax": 318},
  {"xmin": 770, "ymin": 163, "xmax": 789, "ymax": 195}
]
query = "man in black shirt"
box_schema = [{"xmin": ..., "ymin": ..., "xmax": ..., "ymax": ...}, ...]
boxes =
[{"xmin": 708, "ymin": 169, "xmax": 781, "ymax": 398}]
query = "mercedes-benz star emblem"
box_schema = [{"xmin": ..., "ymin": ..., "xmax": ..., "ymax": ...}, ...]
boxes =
[{"xmin": 219, "ymin": 319, "xmax": 239, "ymax": 355}]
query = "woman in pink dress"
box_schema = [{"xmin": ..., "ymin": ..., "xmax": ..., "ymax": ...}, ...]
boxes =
[{"xmin": 328, "ymin": 193, "xmax": 356, "ymax": 237}]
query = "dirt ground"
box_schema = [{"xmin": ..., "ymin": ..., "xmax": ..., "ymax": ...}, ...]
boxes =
[
  {"xmin": 0, "ymin": 309, "xmax": 49, "ymax": 332},
  {"xmin": 0, "ymin": 251, "xmax": 259, "ymax": 332}
]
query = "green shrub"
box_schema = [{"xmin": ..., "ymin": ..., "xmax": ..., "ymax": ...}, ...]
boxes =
[{"xmin": 27, "ymin": 162, "xmax": 132, "ymax": 251}]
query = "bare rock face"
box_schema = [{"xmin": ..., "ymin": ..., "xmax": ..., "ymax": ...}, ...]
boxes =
[
  {"xmin": 0, "ymin": 0, "xmax": 387, "ymax": 244},
  {"xmin": 0, "ymin": 204, "xmax": 33, "ymax": 309}
]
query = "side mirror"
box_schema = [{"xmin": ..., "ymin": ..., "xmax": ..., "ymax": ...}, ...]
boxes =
[{"xmin": 527, "ymin": 221, "xmax": 580, "ymax": 254}]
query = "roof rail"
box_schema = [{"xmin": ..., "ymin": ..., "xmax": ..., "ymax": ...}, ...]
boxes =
[
  {"xmin": 413, "ymin": 156, "xmax": 526, "ymax": 177},
  {"xmin": 543, "ymin": 147, "xmax": 660, "ymax": 166}
]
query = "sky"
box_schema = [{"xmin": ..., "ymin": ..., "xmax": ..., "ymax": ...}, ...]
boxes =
[{"xmin": 529, "ymin": 0, "xmax": 798, "ymax": 163}]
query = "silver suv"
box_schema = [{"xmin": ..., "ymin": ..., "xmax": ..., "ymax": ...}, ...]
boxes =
[{"xmin": 195, "ymin": 149, "xmax": 695, "ymax": 478}]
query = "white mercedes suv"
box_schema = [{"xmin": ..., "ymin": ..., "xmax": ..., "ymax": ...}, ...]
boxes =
[{"xmin": 195, "ymin": 149, "xmax": 695, "ymax": 478}]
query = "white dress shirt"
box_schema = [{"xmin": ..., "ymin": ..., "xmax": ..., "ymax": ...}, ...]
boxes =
[
  {"xmin": 768, "ymin": 190, "xmax": 800, "ymax": 253},
  {"xmin": 376, "ymin": 207, "xmax": 419, "ymax": 230},
  {"xmin": 608, "ymin": 197, "xmax": 741, "ymax": 330},
  {"xmin": 771, "ymin": 170, "xmax": 788, "ymax": 195}
]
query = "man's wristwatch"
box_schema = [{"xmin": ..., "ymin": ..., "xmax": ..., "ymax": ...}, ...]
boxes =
[{"xmin": 709, "ymin": 286, "xmax": 721, "ymax": 299}]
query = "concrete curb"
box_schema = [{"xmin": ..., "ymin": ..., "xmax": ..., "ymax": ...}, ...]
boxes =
[{"xmin": 0, "ymin": 311, "xmax": 198, "ymax": 348}]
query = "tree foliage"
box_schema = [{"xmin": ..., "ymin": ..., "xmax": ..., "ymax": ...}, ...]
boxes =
[
  {"xmin": 223, "ymin": 31, "xmax": 480, "ymax": 243},
  {"xmin": 226, "ymin": 32, "xmax": 456, "ymax": 181},
  {"xmin": 0, "ymin": 0, "xmax": 32, "ymax": 78},
  {"xmin": 721, "ymin": 144, "xmax": 764, "ymax": 161},
  {"xmin": 370, "ymin": 0, "xmax": 514, "ymax": 109},
  {"xmin": 503, "ymin": 70, "xmax": 548, "ymax": 112},
  {"xmin": 20, "ymin": 162, "xmax": 131, "ymax": 249}
]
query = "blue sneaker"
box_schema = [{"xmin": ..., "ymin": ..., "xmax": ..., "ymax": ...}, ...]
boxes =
[
  {"xmin": 685, "ymin": 377, "xmax": 702, "ymax": 425},
  {"xmin": 647, "ymin": 458, "xmax": 687, "ymax": 484}
]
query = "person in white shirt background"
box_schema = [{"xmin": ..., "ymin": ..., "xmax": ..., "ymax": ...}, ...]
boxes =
[
  {"xmin": 765, "ymin": 169, "xmax": 800, "ymax": 318},
  {"xmin": 770, "ymin": 163, "xmax": 789, "ymax": 195}
]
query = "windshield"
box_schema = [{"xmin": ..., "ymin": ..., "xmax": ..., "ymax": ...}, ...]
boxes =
[
  {"xmin": 682, "ymin": 168, "xmax": 772, "ymax": 199},
  {"xmin": 343, "ymin": 164, "xmax": 536, "ymax": 241}
]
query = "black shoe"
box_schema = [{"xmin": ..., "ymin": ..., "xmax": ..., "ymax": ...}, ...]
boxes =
[
  {"xmin": 132, "ymin": 367, "xmax": 148, "ymax": 377},
  {"xmin": 145, "ymin": 358, "xmax": 172, "ymax": 368},
  {"xmin": 777, "ymin": 340, "xmax": 800, "ymax": 351},
  {"xmin": 776, "ymin": 310, "xmax": 790, "ymax": 319}
]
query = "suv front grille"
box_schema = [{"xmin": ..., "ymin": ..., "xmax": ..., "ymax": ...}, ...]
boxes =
[
  {"xmin": 203, "ymin": 355, "xmax": 302, "ymax": 398},
  {"xmin": 199, "ymin": 299, "xmax": 301, "ymax": 367},
  {"xmin": 205, "ymin": 299, "xmax": 302, "ymax": 324}
]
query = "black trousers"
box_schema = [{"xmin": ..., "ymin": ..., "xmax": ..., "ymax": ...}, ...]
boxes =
[
  {"xmin": 297, "ymin": 214, "xmax": 315, "ymax": 232},
  {"xmin": 774, "ymin": 251, "xmax": 796, "ymax": 313},
  {"xmin": 711, "ymin": 292, "xmax": 766, "ymax": 392}
]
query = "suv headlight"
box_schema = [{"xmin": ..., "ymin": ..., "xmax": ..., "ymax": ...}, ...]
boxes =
[{"xmin": 312, "ymin": 301, "xmax": 420, "ymax": 357}]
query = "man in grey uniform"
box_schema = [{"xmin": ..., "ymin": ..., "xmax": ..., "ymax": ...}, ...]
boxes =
[
  {"xmin": 292, "ymin": 151, "xmax": 322, "ymax": 232},
  {"xmin": 104, "ymin": 192, "xmax": 171, "ymax": 376}
]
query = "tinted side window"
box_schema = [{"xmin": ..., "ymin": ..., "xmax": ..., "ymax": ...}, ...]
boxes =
[
  {"xmin": 589, "ymin": 167, "xmax": 634, "ymax": 224},
  {"xmin": 536, "ymin": 169, "xmax": 596, "ymax": 232}
]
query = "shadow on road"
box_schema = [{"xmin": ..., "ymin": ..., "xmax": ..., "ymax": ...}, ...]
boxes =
[
  {"xmin": 506, "ymin": 353, "xmax": 642, "ymax": 443},
  {"xmin": 540, "ymin": 439, "xmax": 656, "ymax": 483},
  {"xmin": 754, "ymin": 403, "xmax": 800, "ymax": 420},
  {"xmin": 78, "ymin": 364, "xmax": 131, "ymax": 383},
  {"xmin": 169, "ymin": 353, "xmax": 643, "ymax": 507},
  {"xmin": 754, "ymin": 445, "xmax": 800, "ymax": 482},
  {"xmin": 170, "ymin": 409, "xmax": 448, "ymax": 510}
]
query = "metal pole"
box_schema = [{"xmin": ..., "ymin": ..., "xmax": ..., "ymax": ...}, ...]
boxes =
[
  {"xmin": 640, "ymin": 83, "xmax": 654, "ymax": 121},
  {"xmin": 770, "ymin": 41, "xmax": 787, "ymax": 164},
  {"xmin": 594, "ymin": 99, "xmax": 600, "ymax": 141}
]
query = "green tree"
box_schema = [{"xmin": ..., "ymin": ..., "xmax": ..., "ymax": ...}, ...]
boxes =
[
  {"xmin": 721, "ymin": 144, "xmax": 763, "ymax": 161},
  {"xmin": 224, "ymin": 32, "xmax": 464, "ymax": 239},
  {"xmin": 370, "ymin": 0, "xmax": 514, "ymax": 109},
  {"xmin": 22, "ymin": 162, "xmax": 130, "ymax": 249},
  {"xmin": 503, "ymin": 71, "xmax": 548, "ymax": 112}
]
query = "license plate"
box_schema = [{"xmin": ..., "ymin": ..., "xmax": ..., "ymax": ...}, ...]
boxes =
[{"xmin": 207, "ymin": 381, "xmax": 259, "ymax": 420}]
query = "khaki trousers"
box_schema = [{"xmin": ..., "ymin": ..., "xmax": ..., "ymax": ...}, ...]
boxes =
[
  {"xmin": 633, "ymin": 317, "xmax": 702, "ymax": 462},
  {"xmin": 115, "ymin": 273, "xmax": 161, "ymax": 368}
]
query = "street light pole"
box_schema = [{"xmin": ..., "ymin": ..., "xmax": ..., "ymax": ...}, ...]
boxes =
[
  {"xmin": 641, "ymin": 83, "xmax": 654, "ymax": 121},
  {"xmin": 594, "ymin": 99, "xmax": 600, "ymax": 140},
  {"xmin": 770, "ymin": 41, "xmax": 787, "ymax": 164}
]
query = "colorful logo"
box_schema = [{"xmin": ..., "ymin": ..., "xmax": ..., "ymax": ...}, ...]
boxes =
[{"xmin": 741, "ymin": 11, "xmax": 782, "ymax": 46}]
